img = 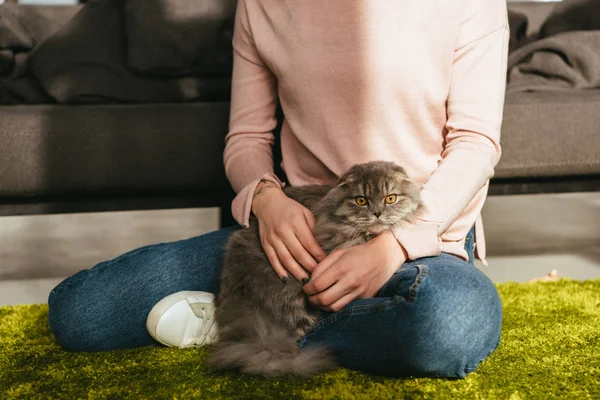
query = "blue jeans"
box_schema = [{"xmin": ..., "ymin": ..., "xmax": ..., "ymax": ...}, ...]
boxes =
[{"xmin": 48, "ymin": 225, "xmax": 501, "ymax": 378}]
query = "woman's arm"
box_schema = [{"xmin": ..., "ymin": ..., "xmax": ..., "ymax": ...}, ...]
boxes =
[
  {"xmin": 225, "ymin": 0, "xmax": 325, "ymax": 283},
  {"xmin": 304, "ymin": 0, "xmax": 510, "ymax": 311},
  {"xmin": 224, "ymin": 0, "xmax": 284, "ymax": 227},
  {"xmin": 392, "ymin": 0, "xmax": 509, "ymax": 261}
]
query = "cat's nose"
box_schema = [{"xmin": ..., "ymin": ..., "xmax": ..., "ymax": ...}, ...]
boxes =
[{"xmin": 373, "ymin": 211, "xmax": 381, "ymax": 218}]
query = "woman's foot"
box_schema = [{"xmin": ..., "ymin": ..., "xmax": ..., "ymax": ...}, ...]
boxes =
[{"xmin": 146, "ymin": 291, "xmax": 218, "ymax": 348}]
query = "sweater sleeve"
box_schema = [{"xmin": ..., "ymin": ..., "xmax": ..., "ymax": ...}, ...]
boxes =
[
  {"xmin": 224, "ymin": 0, "xmax": 283, "ymax": 228},
  {"xmin": 392, "ymin": 0, "xmax": 509, "ymax": 260}
]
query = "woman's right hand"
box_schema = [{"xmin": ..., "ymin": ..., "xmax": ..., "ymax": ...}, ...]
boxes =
[{"xmin": 251, "ymin": 183, "xmax": 326, "ymax": 285}]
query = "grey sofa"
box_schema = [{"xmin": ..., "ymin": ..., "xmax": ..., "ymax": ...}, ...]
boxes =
[
  {"xmin": 493, "ymin": 0, "xmax": 600, "ymax": 195},
  {"xmin": 1, "ymin": 1, "xmax": 599, "ymax": 228}
]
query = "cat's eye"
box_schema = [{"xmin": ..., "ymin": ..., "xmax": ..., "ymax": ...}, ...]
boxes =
[
  {"xmin": 384, "ymin": 194, "xmax": 398, "ymax": 204},
  {"xmin": 355, "ymin": 196, "xmax": 368, "ymax": 206}
]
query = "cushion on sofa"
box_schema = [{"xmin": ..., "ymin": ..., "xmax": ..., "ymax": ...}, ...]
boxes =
[
  {"xmin": 28, "ymin": 0, "xmax": 231, "ymax": 104},
  {"xmin": 124, "ymin": 0, "xmax": 236, "ymax": 76}
]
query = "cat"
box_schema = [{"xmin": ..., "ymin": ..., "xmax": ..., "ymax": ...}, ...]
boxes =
[{"xmin": 209, "ymin": 161, "xmax": 422, "ymax": 378}]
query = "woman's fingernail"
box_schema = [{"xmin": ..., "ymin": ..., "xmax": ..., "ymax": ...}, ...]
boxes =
[
  {"xmin": 281, "ymin": 276, "xmax": 288, "ymax": 284},
  {"xmin": 301, "ymin": 277, "xmax": 310, "ymax": 285}
]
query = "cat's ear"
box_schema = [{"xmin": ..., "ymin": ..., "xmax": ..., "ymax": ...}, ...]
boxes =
[
  {"xmin": 391, "ymin": 164, "xmax": 408, "ymax": 176},
  {"xmin": 336, "ymin": 173, "xmax": 355, "ymax": 187}
]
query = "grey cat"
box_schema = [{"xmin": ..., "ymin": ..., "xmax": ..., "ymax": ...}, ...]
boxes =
[{"xmin": 209, "ymin": 161, "xmax": 422, "ymax": 378}]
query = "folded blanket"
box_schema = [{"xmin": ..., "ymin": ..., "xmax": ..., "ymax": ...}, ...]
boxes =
[
  {"xmin": 29, "ymin": 0, "xmax": 231, "ymax": 104},
  {"xmin": 507, "ymin": 0, "xmax": 600, "ymax": 93},
  {"xmin": 507, "ymin": 30, "xmax": 600, "ymax": 92},
  {"xmin": 0, "ymin": 3, "xmax": 62, "ymax": 103},
  {"xmin": 540, "ymin": 0, "xmax": 600, "ymax": 38},
  {"xmin": 125, "ymin": 0, "xmax": 236, "ymax": 76},
  {"xmin": 0, "ymin": 74, "xmax": 53, "ymax": 104},
  {"xmin": 0, "ymin": 3, "xmax": 63, "ymax": 72},
  {"xmin": 508, "ymin": 9, "xmax": 529, "ymax": 53}
]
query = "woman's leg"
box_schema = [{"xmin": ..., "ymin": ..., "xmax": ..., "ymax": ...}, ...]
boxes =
[
  {"xmin": 47, "ymin": 225, "xmax": 240, "ymax": 352},
  {"xmin": 299, "ymin": 235, "xmax": 502, "ymax": 378}
]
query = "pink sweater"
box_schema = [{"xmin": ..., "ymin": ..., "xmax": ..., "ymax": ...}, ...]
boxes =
[{"xmin": 224, "ymin": 0, "xmax": 509, "ymax": 264}]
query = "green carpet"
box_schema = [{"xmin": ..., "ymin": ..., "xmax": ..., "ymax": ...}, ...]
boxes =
[{"xmin": 1, "ymin": 280, "xmax": 599, "ymax": 399}]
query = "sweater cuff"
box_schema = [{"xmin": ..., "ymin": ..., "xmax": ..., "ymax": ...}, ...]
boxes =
[
  {"xmin": 231, "ymin": 173, "xmax": 285, "ymax": 228},
  {"xmin": 392, "ymin": 223, "xmax": 442, "ymax": 261}
]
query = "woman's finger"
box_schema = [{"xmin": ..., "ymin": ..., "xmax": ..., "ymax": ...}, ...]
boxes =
[
  {"xmin": 309, "ymin": 249, "xmax": 343, "ymax": 281},
  {"xmin": 262, "ymin": 243, "xmax": 288, "ymax": 282},
  {"xmin": 303, "ymin": 256, "xmax": 342, "ymax": 296},
  {"xmin": 326, "ymin": 291, "xmax": 360, "ymax": 312},
  {"xmin": 302, "ymin": 207, "xmax": 316, "ymax": 231},
  {"xmin": 308, "ymin": 278, "xmax": 351, "ymax": 310},
  {"xmin": 299, "ymin": 212, "xmax": 326, "ymax": 262},
  {"xmin": 271, "ymin": 238, "xmax": 311, "ymax": 284},
  {"xmin": 281, "ymin": 231, "xmax": 318, "ymax": 273}
]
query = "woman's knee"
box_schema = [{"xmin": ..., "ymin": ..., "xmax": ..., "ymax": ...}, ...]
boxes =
[
  {"xmin": 47, "ymin": 227, "xmax": 239, "ymax": 352},
  {"xmin": 47, "ymin": 266, "xmax": 156, "ymax": 352},
  {"xmin": 398, "ymin": 268, "xmax": 503, "ymax": 378},
  {"xmin": 48, "ymin": 270, "xmax": 99, "ymax": 352}
]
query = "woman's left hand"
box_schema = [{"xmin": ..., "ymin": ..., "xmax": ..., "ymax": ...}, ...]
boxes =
[{"xmin": 302, "ymin": 231, "xmax": 407, "ymax": 312}]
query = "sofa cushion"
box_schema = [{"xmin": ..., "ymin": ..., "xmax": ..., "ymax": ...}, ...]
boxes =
[
  {"xmin": 496, "ymin": 90, "xmax": 600, "ymax": 179},
  {"xmin": 124, "ymin": 0, "xmax": 236, "ymax": 76},
  {"xmin": 0, "ymin": 102, "xmax": 231, "ymax": 197},
  {"xmin": 28, "ymin": 0, "xmax": 231, "ymax": 104},
  {"xmin": 1, "ymin": 91, "xmax": 599, "ymax": 198},
  {"xmin": 539, "ymin": 0, "xmax": 600, "ymax": 38}
]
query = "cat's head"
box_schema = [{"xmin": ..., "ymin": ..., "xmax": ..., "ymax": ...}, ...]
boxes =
[{"xmin": 332, "ymin": 161, "xmax": 421, "ymax": 235}]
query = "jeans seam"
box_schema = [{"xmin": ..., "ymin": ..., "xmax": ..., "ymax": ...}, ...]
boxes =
[
  {"xmin": 98, "ymin": 244, "xmax": 159, "ymax": 269},
  {"xmin": 49, "ymin": 274, "xmax": 85, "ymax": 299},
  {"xmin": 408, "ymin": 264, "xmax": 428, "ymax": 302},
  {"xmin": 303, "ymin": 298, "xmax": 392, "ymax": 346},
  {"xmin": 49, "ymin": 245, "xmax": 159, "ymax": 299},
  {"xmin": 310, "ymin": 312, "xmax": 340, "ymax": 331},
  {"xmin": 347, "ymin": 300, "xmax": 395, "ymax": 315}
]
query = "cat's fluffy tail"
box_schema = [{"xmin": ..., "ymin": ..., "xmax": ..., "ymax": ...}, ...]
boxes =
[{"xmin": 208, "ymin": 315, "xmax": 336, "ymax": 378}]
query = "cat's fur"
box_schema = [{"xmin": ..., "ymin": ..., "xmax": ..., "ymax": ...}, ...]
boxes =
[{"xmin": 209, "ymin": 161, "xmax": 422, "ymax": 378}]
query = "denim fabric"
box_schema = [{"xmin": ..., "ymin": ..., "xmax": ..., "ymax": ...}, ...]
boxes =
[
  {"xmin": 48, "ymin": 226, "xmax": 501, "ymax": 378},
  {"xmin": 48, "ymin": 226, "xmax": 239, "ymax": 352}
]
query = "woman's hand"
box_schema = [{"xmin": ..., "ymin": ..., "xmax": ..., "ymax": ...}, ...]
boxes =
[
  {"xmin": 302, "ymin": 231, "xmax": 407, "ymax": 312},
  {"xmin": 252, "ymin": 183, "xmax": 326, "ymax": 284}
]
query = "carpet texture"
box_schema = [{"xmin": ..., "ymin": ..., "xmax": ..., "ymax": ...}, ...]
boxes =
[{"xmin": 1, "ymin": 279, "xmax": 599, "ymax": 399}]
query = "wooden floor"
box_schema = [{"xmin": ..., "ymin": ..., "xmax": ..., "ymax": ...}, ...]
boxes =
[{"xmin": 1, "ymin": 193, "xmax": 599, "ymax": 305}]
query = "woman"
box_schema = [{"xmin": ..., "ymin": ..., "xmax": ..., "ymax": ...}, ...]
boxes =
[{"xmin": 48, "ymin": 0, "xmax": 509, "ymax": 378}]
